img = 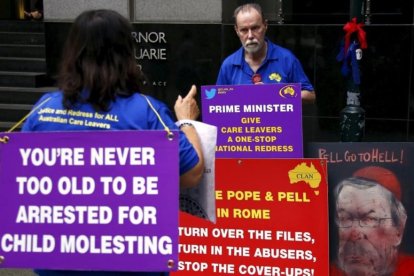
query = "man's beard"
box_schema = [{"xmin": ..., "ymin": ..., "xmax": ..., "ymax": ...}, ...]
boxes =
[{"xmin": 243, "ymin": 40, "xmax": 262, "ymax": 54}]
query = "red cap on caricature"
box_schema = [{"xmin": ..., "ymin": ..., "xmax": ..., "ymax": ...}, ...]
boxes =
[{"xmin": 353, "ymin": 166, "xmax": 402, "ymax": 201}]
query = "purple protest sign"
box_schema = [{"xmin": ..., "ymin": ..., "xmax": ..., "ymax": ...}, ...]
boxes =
[
  {"xmin": 201, "ymin": 84, "xmax": 303, "ymax": 158},
  {"xmin": 0, "ymin": 130, "xmax": 179, "ymax": 272}
]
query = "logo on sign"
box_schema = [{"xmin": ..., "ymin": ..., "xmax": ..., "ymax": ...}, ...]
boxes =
[
  {"xmin": 205, "ymin": 88, "xmax": 217, "ymax": 100},
  {"xmin": 279, "ymin": 85, "xmax": 297, "ymax": 98}
]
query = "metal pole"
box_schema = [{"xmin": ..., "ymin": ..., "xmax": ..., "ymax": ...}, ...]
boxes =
[
  {"xmin": 128, "ymin": 0, "xmax": 135, "ymax": 22},
  {"xmin": 350, "ymin": 0, "xmax": 364, "ymax": 21},
  {"xmin": 277, "ymin": 0, "xmax": 284, "ymax": 24},
  {"xmin": 365, "ymin": 0, "xmax": 371, "ymax": 25}
]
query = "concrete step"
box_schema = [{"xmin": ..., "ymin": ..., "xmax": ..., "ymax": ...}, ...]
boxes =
[
  {"xmin": 0, "ymin": 103, "xmax": 33, "ymax": 122},
  {"xmin": 0, "ymin": 86, "xmax": 53, "ymax": 104},
  {"xmin": 0, "ymin": 32, "xmax": 44, "ymax": 45},
  {"xmin": 0, "ymin": 20, "xmax": 44, "ymax": 33},
  {"xmin": 0, "ymin": 71, "xmax": 52, "ymax": 87},
  {"xmin": 0, "ymin": 44, "xmax": 45, "ymax": 58},
  {"xmin": 0, "ymin": 57, "xmax": 46, "ymax": 72},
  {"xmin": 0, "ymin": 121, "xmax": 21, "ymax": 132},
  {"xmin": 0, "ymin": 20, "xmax": 49, "ymax": 132}
]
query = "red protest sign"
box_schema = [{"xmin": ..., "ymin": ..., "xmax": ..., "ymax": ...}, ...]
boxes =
[{"xmin": 174, "ymin": 158, "xmax": 329, "ymax": 275}]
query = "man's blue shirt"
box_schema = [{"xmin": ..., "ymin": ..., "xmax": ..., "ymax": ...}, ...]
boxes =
[{"xmin": 216, "ymin": 39, "xmax": 314, "ymax": 91}]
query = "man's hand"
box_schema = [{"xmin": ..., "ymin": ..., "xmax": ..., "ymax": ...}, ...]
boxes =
[
  {"xmin": 301, "ymin": 90, "xmax": 316, "ymax": 104},
  {"xmin": 174, "ymin": 85, "xmax": 200, "ymax": 121}
]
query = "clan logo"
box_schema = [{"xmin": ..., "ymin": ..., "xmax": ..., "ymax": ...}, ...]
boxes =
[{"xmin": 279, "ymin": 85, "xmax": 297, "ymax": 98}]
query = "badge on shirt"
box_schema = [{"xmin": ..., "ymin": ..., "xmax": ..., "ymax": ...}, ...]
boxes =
[
  {"xmin": 252, "ymin": 73, "xmax": 262, "ymax": 84},
  {"xmin": 269, "ymin": 73, "xmax": 282, "ymax": 82}
]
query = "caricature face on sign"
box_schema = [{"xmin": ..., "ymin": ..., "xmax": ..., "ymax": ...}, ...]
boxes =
[{"xmin": 335, "ymin": 179, "xmax": 407, "ymax": 276}]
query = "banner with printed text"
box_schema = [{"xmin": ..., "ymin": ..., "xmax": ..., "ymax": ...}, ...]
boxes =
[
  {"xmin": 201, "ymin": 84, "xmax": 303, "ymax": 158},
  {"xmin": 173, "ymin": 158, "xmax": 329, "ymax": 275},
  {"xmin": 0, "ymin": 130, "xmax": 179, "ymax": 272}
]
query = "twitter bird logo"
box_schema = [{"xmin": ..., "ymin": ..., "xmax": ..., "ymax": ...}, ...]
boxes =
[{"xmin": 205, "ymin": 88, "xmax": 217, "ymax": 100}]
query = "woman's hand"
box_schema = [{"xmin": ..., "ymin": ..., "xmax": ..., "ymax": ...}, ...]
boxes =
[{"xmin": 174, "ymin": 85, "xmax": 199, "ymax": 121}]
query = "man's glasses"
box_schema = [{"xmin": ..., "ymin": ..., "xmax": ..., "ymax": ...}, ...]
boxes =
[{"xmin": 336, "ymin": 216, "xmax": 393, "ymax": 228}]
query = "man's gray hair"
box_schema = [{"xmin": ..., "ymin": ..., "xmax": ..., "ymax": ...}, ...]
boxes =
[{"xmin": 233, "ymin": 3, "xmax": 265, "ymax": 25}]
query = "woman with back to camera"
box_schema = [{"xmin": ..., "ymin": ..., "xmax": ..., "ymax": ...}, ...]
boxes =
[{"xmin": 22, "ymin": 9, "xmax": 204, "ymax": 276}]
